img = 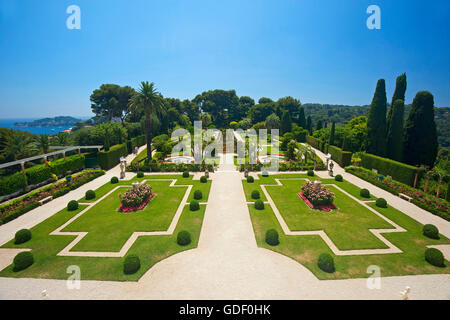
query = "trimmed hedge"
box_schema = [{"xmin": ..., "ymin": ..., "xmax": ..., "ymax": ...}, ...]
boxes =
[
  {"xmin": 251, "ymin": 190, "xmax": 260, "ymax": 199},
  {"xmin": 328, "ymin": 145, "xmax": 352, "ymax": 168},
  {"xmin": 50, "ymin": 154, "xmax": 85, "ymax": 177},
  {"xmin": 318, "ymin": 253, "xmax": 335, "ymax": 273},
  {"xmin": 254, "ymin": 199, "xmax": 264, "ymax": 210},
  {"xmin": 335, "ymin": 174, "xmax": 343, "ymax": 182},
  {"xmin": 136, "ymin": 171, "xmax": 144, "ymax": 178},
  {"xmin": 190, "ymin": 200, "xmax": 200, "ymax": 211},
  {"xmin": 98, "ymin": 143, "xmax": 128, "ymax": 170},
  {"xmin": 307, "ymin": 170, "xmax": 314, "ymax": 177},
  {"xmin": 200, "ymin": 176, "xmax": 207, "ymax": 183},
  {"xmin": 247, "ymin": 176, "xmax": 254, "ymax": 183},
  {"xmin": 128, "ymin": 162, "xmax": 214, "ymax": 173},
  {"xmin": 111, "ymin": 176, "xmax": 119, "ymax": 184},
  {"xmin": 85, "ymin": 190, "xmax": 96, "ymax": 200},
  {"xmin": 424, "ymin": 248, "xmax": 444, "ymax": 267},
  {"xmin": 14, "ymin": 229, "xmax": 32, "ymax": 244},
  {"xmin": 360, "ymin": 152, "xmax": 420, "ymax": 186},
  {"xmin": 423, "ymin": 224, "xmax": 439, "ymax": 239},
  {"xmin": 67, "ymin": 200, "xmax": 79, "ymax": 211},
  {"xmin": 182, "ymin": 171, "xmax": 189, "ymax": 178},
  {"xmin": 193, "ymin": 190, "xmax": 202, "ymax": 200},
  {"xmin": 360, "ymin": 188, "xmax": 370, "ymax": 198},
  {"xmin": 177, "ymin": 230, "xmax": 191, "ymax": 246},
  {"xmin": 13, "ymin": 251, "xmax": 34, "ymax": 272},
  {"xmin": 25, "ymin": 164, "xmax": 52, "ymax": 185},
  {"xmin": 0, "ymin": 172, "xmax": 27, "ymax": 197},
  {"xmin": 265, "ymin": 229, "xmax": 279, "ymax": 246},
  {"xmin": 306, "ymin": 135, "xmax": 321, "ymax": 149},
  {"xmin": 375, "ymin": 198, "xmax": 387, "ymax": 208},
  {"xmin": 123, "ymin": 255, "xmax": 141, "ymax": 274}
]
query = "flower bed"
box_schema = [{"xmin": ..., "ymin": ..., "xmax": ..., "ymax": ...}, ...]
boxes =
[
  {"xmin": 118, "ymin": 184, "xmax": 154, "ymax": 213},
  {"xmin": 299, "ymin": 181, "xmax": 336, "ymax": 212}
]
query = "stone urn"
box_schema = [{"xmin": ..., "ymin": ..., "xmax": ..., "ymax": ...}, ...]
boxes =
[
  {"xmin": 132, "ymin": 181, "xmax": 140, "ymax": 190},
  {"xmin": 313, "ymin": 180, "xmax": 322, "ymax": 190}
]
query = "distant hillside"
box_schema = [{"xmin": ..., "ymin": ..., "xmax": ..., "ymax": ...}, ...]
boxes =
[{"xmin": 14, "ymin": 116, "xmax": 82, "ymax": 127}]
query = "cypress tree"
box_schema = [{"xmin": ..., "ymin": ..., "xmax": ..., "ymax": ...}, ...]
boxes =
[
  {"xmin": 329, "ymin": 121, "xmax": 335, "ymax": 146},
  {"xmin": 315, "ymin": 120, "xmax": 323, "ymax": 131},
  {"xmin": 366, "ymin": 79, "xmax": 387, "ymax": 156},
  {"xmin": 387, "ymin": 73, "xmax": 407, "ymax": 128},
  {"xmin": 386, "ymin": 99, "xmax": 405, "ymax": 161},
  {"xmin": 403, "ymin": 91, "xmax": 438, "ymax": 167},
  {"xmin": 280, "ymin": 110, "xmax": 292, "ymax": 135},
  {"xmin": 297, "ymin": 106, "xmax": 306, "ymax": 128},
  {"xmin": 306, "ymin": 116, "xmax": 312, "ymax": 135}
]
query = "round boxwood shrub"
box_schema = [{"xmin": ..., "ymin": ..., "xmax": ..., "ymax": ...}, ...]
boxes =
[
  {"xmin": 254, "ymin": 199, "xmax": 264, "ymax": 210},
  {"xmin": 110, "ymin": 176, "xmax": 119, "ymax": 184},
  {"xmin": 247, "ymin": 176, "xmax": 254, "ymax": 183},
  {"xmin": 13, "ymin": 251, "xmax": 34, "ymax": 272},
  {"xmin": 67, "ymin": 200, "xmax": 79, "ymax": 211},
  {"xmin": 307, "ymin": 170, "xmax": 314, "ymax": 177},
  {"xmin": 123, "ymin": 254, "xmax": 140, "ymax": 274},
  {"xmin": 190, "ymin": 200, "xmax": 200, "ymax": 211},
  {"xmin": 177, "ymin": 231, "xmax": 191, "ymax": 246},
  {"xmin": 85, "ymin": 190, "xmax": 96, "ymax": 200},
  {"xmin": 14, "ymin": 229, "xmax": 32, "ymax": 244},
  {"xmin": 182, "ymin": 171, "xmax": 189, "ymax": 178},
  {"xmin": 423, "ymin": 224, "xmax": 440, "ymax": 239},
  {"xmin": 376, "ymin": 198, "xmax": 387, "ymax": 208},
  {"xmin": 335, "ymin": 174, "xmax": 343, "ymax": 182},
  {"xmin": 251, "ymin": 190, "xmax": 260, "ymax": 199},
  {"xmin": 424, "ymin": 248, "xmax": 444, "ymax": 267},
  {"xmin": 360, "ymin": 188, "xmax": 370, "ymax": 198},
  {"xmin": 137, "ymin": 171, "xmax": 144, "ymax": 178},
  {"xmin": 194, "ymin": 190, "xmax": 203, "ymax": 200},
  {"xmin": 265, "ymin": 229, "xmax": 279, "ymax": 246},
  {"xmin": 200, "ymin": 176, "xmax": 207, "ymax": 183},
  {"xmin": 262, "ymin": 171, "xmax": 269, "ymax": 177},
  {"xmin": 318, "ymin": 253, "xmax": 335, "ymax": 273}
]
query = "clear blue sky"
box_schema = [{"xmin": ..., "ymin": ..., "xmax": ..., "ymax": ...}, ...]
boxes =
[{"xmin": 0, "ymin": 0, "xmax": 449, "ymax": 118}]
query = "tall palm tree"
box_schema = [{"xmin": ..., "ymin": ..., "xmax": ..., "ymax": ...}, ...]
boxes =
[
  {"xmin": 128, "ymin": 81, "xmax": 165, "ymax": 161},
  {"xmin": 0, "ymin": 131, "xmax": 35, "ymax": 161}
]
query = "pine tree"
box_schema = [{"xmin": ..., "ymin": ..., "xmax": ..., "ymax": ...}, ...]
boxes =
[
  {"xmin": 329, "ymin": 121, "xmax": 335, "ymax": 146},
  {"xmin": 297, "ymin": 106, "xmax": 306, "ymax": 128},
  {"xmin": 280, "ymin": 110, "xmax": 292, "ymax": 135},
  {"xmin": 386, "ymin": 99, "xmax": 405, "ymax": 161},
  {"xmin": 366, "ymin": 79, "xmax": 387, "ymax": 156},
  {"xmin": 403, "ymin": 91, "xmax": 438, "ymax": 167},
  {"xmin": 306, "ymin": 116, "xmax": 312, "ymax": 135}
]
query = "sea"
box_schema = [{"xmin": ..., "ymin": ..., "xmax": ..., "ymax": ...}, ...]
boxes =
[{"xmin": 0, "ymin": 117, "xmax": 90, "ymax": 136}]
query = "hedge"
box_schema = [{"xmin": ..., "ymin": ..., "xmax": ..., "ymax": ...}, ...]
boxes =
[
  {"xmin": 0, "ymin": 172, "xmax": 27, "ymax": 197},
  {"xmin": 25, "ymin": 164, "xmax": 52, "ymax": 185},
  {"xmin": 13, "ymin": 251, "xmax": 34, "ymax": 272},
  {"xmin": 98, "ymin": 143, "xmax": 128, "ymax": 170},
  {"xmin": 360, "ymin": 152, "xmax": 420, "ymax": 186},
  {"xmin": 127, "ymin": 162, "xmax": 214, "ymax": 173},
  {"xmin": 130, "ymin": 135, "xmax": 146, "ymax": 151},
  {"xmin": 306, "ymin": 135, "xmax": 320, "ymax": 149},
  {"xmin": 49, "ymin": 154, "xmax": 85, "ymax": 176},
  {"xmin": 328, "ymin": 145, "xmax": 352, "ymax": 167}
]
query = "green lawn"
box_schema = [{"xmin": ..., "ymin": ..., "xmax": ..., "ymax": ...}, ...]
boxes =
[{"xmin": 247, "ymin": 175, "xmax": 450, "ymax": 279}]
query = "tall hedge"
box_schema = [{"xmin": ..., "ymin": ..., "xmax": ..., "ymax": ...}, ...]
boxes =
[
  {"xmin": 0, "ymin": 172, "xmax": 27, "ymax": 196},
  {"xmin": 360, "ymin": 152, "xmax": 418, "ymax": 186},
  {"xmin": 98, "ymin": 143, "xmax": 128, "ymax": 170},
  {"xmin": 328, "ymin": 145, "xmax": 352, "ymax": 167},
  {"xmin": 306, "ymin": 135, "xmax": 320, "ymax": 149},
  {"xmin": 25, "ymin": 164, "xmax": 52, "ymax": 185},
  {"xmin": 50, "ymin": 154, "xmax": 85, "ymax": 176}
]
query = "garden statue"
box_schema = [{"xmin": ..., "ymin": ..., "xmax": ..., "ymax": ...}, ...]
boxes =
[
  {"xmin": 329, "ymin": 161, "xmax": 334, "ymax": 177},
  {"xmin": 244, "ymin": 162, "xmax": 249, "ymax": 178},
  {"xmin": 400, "ymin": 286, "xmax": 410, "ymax": 300},
  {"xmin": 41, "ymin": 289, "xmax": 49, "ymax": 300},
  {"xmin": 205, "ymin": 167, "xmax": 209, "ymax": 179},
  {"xmin": 120, "ymin": 157, "xmax": 126, "ymax": 179}
]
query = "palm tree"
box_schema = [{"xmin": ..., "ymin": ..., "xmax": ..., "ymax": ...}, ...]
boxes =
[
  {"xmin": 0, "ymin": 131, "xmax": 35, "ymax": 161},
  {"xmin": 128, "ymin": 81, "xmax": 165, "ymax": 161},
  {"xmin": 31, "ymin": 134, "xmax": 49, "ymax": 154}
]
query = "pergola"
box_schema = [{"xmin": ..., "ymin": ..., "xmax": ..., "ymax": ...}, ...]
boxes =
[{"xmin": 0, "ymin": 145, "xmax": 103, "ymax": 174}]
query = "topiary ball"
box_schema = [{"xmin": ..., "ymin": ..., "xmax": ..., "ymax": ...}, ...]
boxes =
[
  {"xmin": 376, "ymin": 198, "xmax": 387, "ymax": 208},
  {"xmin": 335, "ymin": 174, "xmax": 343, "ymax": 182},
  {"xmin": 194, "ymin": 190, "xmax": 203, "ymax": 200},
  {"xmin": 85, "ymin": 190, "xmax": 96, "ymax": 200},
  {"xmin": 67, "ymin": 200, "xmax": 78, "ymax": 211},
  {"xmin": 262, "ymin": 171, "xmax": 269, "ymax": 177},
  {"xmin": 177, "ymin": 230, "xmax": 192, "ymax": 246},
  {"xmin": 190, "ymin": 200, "xmax": 200, "ymax": 211},
  {"xmin": 251, "ymin": 190, "xmax": 260, "ymax": 200},
  {"xmin": 200, "ymin": 176, "xmax": 207, "ymax": 183},
  {"xmin": 265, "ymin": 229, "xmax": 279, "ymax": 246},
  {"xmin": 111, "ymin": 176, "xmax": 119, "ymax": 184},
  {"xmin": 318, "ymin": 253, "xmax": 335, "ymax": 273},
  {"xmin": 307, "ymin": 170, "xmax": 314, "ymax": 177},
  {"xmin": 182, "ymin": 171, "xmax": 189, "ymax": 178},
  {"xmin": 123, "ymin": 254, "xmax": 141, "ymax": 274},
  {"xmin": 423, "ymin": 224, "xmax": 440, "ymax": 239},
  {"xmin": 137, "ymin": 171, "xmax": 144, "ymax": 178},
  {"xmin": 360, "ymin": 188, "xmax": 370, "ymax": 198},
  {"xmin": 247, "ymin": 176, "xmax": 254, "ymax": 183},
  {"xmin": 424, "ymin": 248, "xmax": 444, "ymax": 267},
  {"xmin": 13, "ymin": 251, "xmax": 34, "ymax": 272},
  {"xmin": 14, "ymin": 229, "xmax": 32, "ymax": 244},
  {"xmin": 254, "ymin": 199, "xmax": 264, "ymax": 210}
]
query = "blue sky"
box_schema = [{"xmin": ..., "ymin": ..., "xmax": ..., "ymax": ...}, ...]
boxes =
[{"xmin": 0, "ymin": 0, "xmax": 449, "ymax": 118}]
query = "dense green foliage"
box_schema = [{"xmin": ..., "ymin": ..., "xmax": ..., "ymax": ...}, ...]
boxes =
[
  {"xmin": 85, "ymin": 190, "xmax": 96, "ymax": 200},
  {"xmin": 13, "ymin": 251, "xmax": 34, "ymax": 272},
  {"xmin": 366, "ymin": 79, "xmax": 387, "ymax": 156},
  {"xmin": 189, "ymin": 200, "xmax": 200, "ymax": 211},
  {"xmin": 123, "ymin": 254, "xmax": 141, "ymax": 274},
  {"xmin": 200, "ymin": 176, "xmax": 207, "ymax": 183},
  {"xmin": 317, "ymin": 253, "xmax": 335, "ymax": 273},
  {"xmin": 423, "ymin": 224, "xmax": 439, "ymax": 239},
  {"xmin": 193, "ymin": 190, "xmax": 203, "ymax": 200},
  {"xmin": 0, "ymin": 172, "xmax": 27, "ymax": 197},
  {"xmin": 251, "ymin": 190, "xmax": 260, "ymax": 199},
  {"xmin": 254, "ymin": 199, "xmax": 264, "ymax": 210},
  {"xmin": 98, "ymin": 143, "xmax": 128, "ymax": 170},
  {"xmin": 110, "ymin": 176, "xmax": 119, "ymax": 184},
  {"xmin": 335, "ymin": 174, "xmax": 343, "ymax": 182},
  {"xmin": 360, "ymin": 188, "xmax": 370, "ymax": 198},
  {"xmin": 14, "ymin": 229, "xmax": 32, "ymax": 244},
  {"xmin": 265, "ymin": 229, "xmax": 279, "ymax": 246},
  {"xmin": 328, "ymin": 145, "xmax": 352, "ymax": 167},
  {"xmin": 177, "ymin": 230, "xmax": 192, "ymax": 246},
  {"xmin": 386, "ymin": 99, "xmax": 405, "ymax": 161},
  {"xmin": 247, "ymin": 176, "xmax": 254, "ymax": 183},
  {"xmin": 424, "ymin": 248, "xmax": 444, "ymax": 267},
  {"xmin": 375, "ymin": 198, "xmax": 387, "ymax": 208},
  {"xmin": 67, "ymin": 200, "xmax": 79, "ymax": 211},
  {"xmin": 182, "ymin": 171, "xmax": 189, "ymax": 178}
]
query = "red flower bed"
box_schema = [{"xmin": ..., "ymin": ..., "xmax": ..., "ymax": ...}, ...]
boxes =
[
  {"xmin": 118, "ymin": 193, "xmax": 155, "ymax": 213},
  {"xmin": 298, "ymin": 192, "xmax": 337, "ymax": 212},
  {"xmin": 118, "ymin": 184, "xmax": 154, "ymax": 213}
]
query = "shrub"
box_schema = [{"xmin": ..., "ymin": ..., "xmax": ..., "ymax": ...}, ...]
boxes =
[
  {"xmin": 177, "ymin": 230, "xmax": 191, "ymax": 246},
  {"xmin": 328, "ymin": 145, "xmax": 352, "ymax": 167},
  {"xmin": 25, "ymin": 164, "xmax": 52, "ymax": 185},
  {"xmin": 247, "ymin": 176, "xmax": 254, "ymax": 183},
  {"xmin": 376, "ymin": 198, "xmax": 387, "ymax": 208},
  {"xmin": 360, "ymin": 188, "xmax": 370, "ymax": 198},
  {"xmin": 318, "ymin": 253, "xmax": 335, "ymax": 273},
  {"xmin": 14, "ymin": 229, "xmax": 32, "ymax": 244},
  {"xmin": 123, "ymin": 255, "xmax": 140, "ymax": 274},
  {"xmin": 85, "ymin": 190, "xmax": 96, "ymax": 200},
  {"xmin": 335, "ymin": 174, "xmax": 343, "ymax": 182},
  {"xmin": 67, "ymin": 200, "xmax": 78, "ymax": 211},
  {"xmin": 136, "ymin": 171, "xmax": 144, "ymax": 178},
  {"xmin": 0, "ymin": 172, "xmax": 27, "ymax": 197},
  {"xmin": 262, "ymin": 171, "xmax": 269, "ymax": 177},
  {"xmin": 182, "ymin": 171, "xmax": 189, "ymax": 178},
  {"xmin": 110, "ymin": 176, "xmax": 119, "ymax": 184},
  {"xmin": 423, "ymin": 224, "xmax": 439, "ymax": 239},
  {"xmin": 50, "ymin": 155, "xmax": 85, "ymax": 177},
  {"xmin": 200, "ymin": 176, "xmax": 207, "ymax": 183},
  {"xmin": 251, "ymin": 190, "xmax": 260, "ymax": 199},
  {"xmin": 265, "ymin": 229, "xmax": 279, "ymax": 246},
  {"xmin": 190, "ymin": 200, "xmax": 200, "ymax": 211},
  {"xmin": 13, "ymin": 251, "xmax": 34, "ymax": 271},
  {"xmin": 193, "ymin": 190, "xmax": 202, "ymax": 200},
  {"xmin": 98, "ymin": 143, "xmax": 128, "ymax": 170},
  {"xmin": 424, "ymin": 248, "xmax": 444, "ymax": 267},
  {"xmin": 307, "ymin": 170, "xmax": 314, "ymax": 177},
  {"xmin": 254, "ymin": 199, "xmax": 264, "ymax": 210}
]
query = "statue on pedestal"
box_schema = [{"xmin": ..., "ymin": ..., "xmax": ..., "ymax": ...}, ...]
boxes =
[{"xmin": 328, "ymin": 161, "xmax": 334, "ymax": 177}]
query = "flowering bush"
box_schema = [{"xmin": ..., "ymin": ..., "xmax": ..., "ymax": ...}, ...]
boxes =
[
  {"xmin": 119, "ymin": 184, "xmax": 153, "ymax": 212},
  {"xmin": 301, "ymin": 181, "xmax": 335, "ymax": 206}
]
